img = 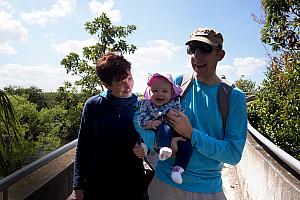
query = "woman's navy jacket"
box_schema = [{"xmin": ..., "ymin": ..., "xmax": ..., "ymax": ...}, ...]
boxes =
[{"xmin": 73, "ymin": 92, "xmax": 145, "ymax": 199}]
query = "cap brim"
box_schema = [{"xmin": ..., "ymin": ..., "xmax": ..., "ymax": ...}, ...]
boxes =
[{"xmin": 185, "ymin": 37, "xmax": 218, "ymax": 46}]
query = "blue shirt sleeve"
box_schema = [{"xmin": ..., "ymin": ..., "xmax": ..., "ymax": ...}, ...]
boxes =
[
  {"xmin": 133, "ymin": 111, "xmax": 155, "ymax": 150},
  {"xmin": 190, "ymin": 89, "xmax": 247, "ymax": 165}
]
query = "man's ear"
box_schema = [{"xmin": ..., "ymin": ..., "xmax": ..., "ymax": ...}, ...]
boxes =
[{"xmin": 218, "ymin": 50, "xmax": 225, "ymax": 61}]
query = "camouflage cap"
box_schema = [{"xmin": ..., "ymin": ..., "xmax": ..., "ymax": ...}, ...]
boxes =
[{"xmin": 185, "ymin": 27, "xmax": 223, "ymax": 47}]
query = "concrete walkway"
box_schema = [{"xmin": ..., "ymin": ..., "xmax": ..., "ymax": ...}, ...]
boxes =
[
  {"xmin": 5, "ymin": 150, "xmax": 243, "ymax": 200},
  {"xmin": 222, "ymin": 163, "xmax": 243, "ymax": 200}
]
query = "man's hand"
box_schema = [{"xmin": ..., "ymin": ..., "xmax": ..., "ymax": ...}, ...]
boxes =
[
  {"xmin": 145, "ymin": 120, "xmax": 162, "ymax": 130},
  {"xmin": 167, "ymin": 109, "xmax": 193, "ymax": 139},
  {"xmin": 67, "ymin": 190, "xmax": 84, "ymax": 200}
]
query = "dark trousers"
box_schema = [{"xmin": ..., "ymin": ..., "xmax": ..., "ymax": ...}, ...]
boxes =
[{"xmin": 155, "ymin": 123, "xmax": 192, "ymax": 170}]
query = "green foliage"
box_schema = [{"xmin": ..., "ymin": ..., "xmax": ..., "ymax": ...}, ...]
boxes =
[
  {"xmin": 248, "ymin": 52, "xmax": 300, "ymax": 160},
  {"xmin": 60, "ymin": 13, "xmax": 137, "ymax": 96},
  {"xmin": 0, "ymin": 95, "xmax": 61, "ymax": 177},
  {"xmin": 260, "ymin": 0, "xmax": 299, "ymax": 51},
  {"xmin": 0, "ymin": 13, "xmax": 139, "ymax": 177},
  {"xmin": 248, "ymin": 0, "xmax": 300, "ymax": 160},
  {"xmin": 235, "ymin": 75, "xmax": 258, "ymax": 94},
  {"xmin": 0, "ymin": 90, "xmax": 19, "ymax": 176},
  {"xmin": 56, "ymin": 82, "xmax": 84, "ymax": 140},
  {"xmin": 4, "ymin": 86, "xmax": 47, "ymax": 111}
]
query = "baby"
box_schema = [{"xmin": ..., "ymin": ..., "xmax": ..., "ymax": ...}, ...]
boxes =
[{"xmin": 138, "ymin": 73, "xmax": 192, "ymax": 184}]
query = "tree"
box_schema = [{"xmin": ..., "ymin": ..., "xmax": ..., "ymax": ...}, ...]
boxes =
[
  {"xmin": 248, "ymin": 0, "xmax": 300, "ymax": 159},
  {"xmin": 0, "ymin": 95, "xmax": 62, "ymax": 176},
  {"xmin": 259, "ymin": 0, "xmax": 299, "ymax": 52},
  {"xmin": 4, "ymin": 86, "xmax": 47, "ymax": 111},
  {"xmin": 60, "ymin": 13, "xmax": 137, "ymax": 96},
  {"xmin": 235, "ymin": 75, "xmax": 257, "ymax": 94},
  {"xmin": 0, "ymin": 90, "xmax": 18, "ymax": 176}
]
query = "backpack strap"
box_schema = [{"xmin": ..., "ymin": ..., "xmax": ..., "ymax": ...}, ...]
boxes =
[
  {"xmin": 217, "ymin": 79, "xmax": 235, "ymax": 131},
  {"xmin": 179, "ymin": 72, "xmax": 194, "ymax": 99},
  {"xmin": 179, "ymin": 73, "xmax": 235, "ymax": 131}
]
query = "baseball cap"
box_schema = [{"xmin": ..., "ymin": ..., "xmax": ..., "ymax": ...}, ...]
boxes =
[
  {"xmin": 144, "ymin": 73, "xmax": 182, "ymax": 100},
  {"xmin": 185, "ymin": 27, "xmax": 223, "ymax": 47}
]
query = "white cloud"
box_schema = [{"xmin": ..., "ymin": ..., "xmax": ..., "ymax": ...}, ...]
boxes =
[
  {"xmin": 217, "ymin": 57, "xmax": 266, "ymax": 82},
  {"xmin": 233, "ymin": 57, "xmax": 266, "ymax": 77},
  {"xmin": 0, "ymin": 0, "xmax": 13, "ymax": 12},
  {"xmin": 126, "ymin": 40, "xmax": 181, "ymax": 93},
  {"xmin": 216, "ymin": 64, "xmax": 235, "ymax": 78},
  {"xmin": 0, "ymin": 42, "xmax": 17, "ymax": 54},
  {"xmin": 0, "ymin": 63, "xmax": 79, "ymax": 92},
  {"xmin": 126, "ymin": 40, "xmax": 181, "ymax": 68},
  {"xmin": 43, "ymin": 33, "xmax": 56, "ymax": 42},
  {"xmin": 20, "ymin": 0, "xmax": 76, "ymax": 26},
  {"xmin": 0, "ymin": 8, "xmax": 28, "ymax": 54},
  {"xmin": 51, "ymin": 38, "xmax": 97, "ymax": 55},
  {"xmin": 89, "ymin": 0, "xmax": 121, "ymax": 23}
]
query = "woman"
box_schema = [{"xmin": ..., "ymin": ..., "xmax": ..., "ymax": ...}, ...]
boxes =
[{"xmin": 67, "ymin": 52, "xmax": 148, "ymax": 200}]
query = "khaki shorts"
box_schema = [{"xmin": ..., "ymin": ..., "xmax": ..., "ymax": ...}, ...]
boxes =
[{"xmin": 148, "ymin": 176, "xmax": 227, "ymax": 200}]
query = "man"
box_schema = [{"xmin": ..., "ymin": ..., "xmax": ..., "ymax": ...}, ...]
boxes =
[{"xmin": 140, "ymin": 28, "xmax": 248, "ymax": 200}]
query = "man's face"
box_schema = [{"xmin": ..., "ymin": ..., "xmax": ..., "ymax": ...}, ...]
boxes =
[
  {"xmin": 150, "ymin": 77, "xmax": 172, "ymax": 106},
  {"xmin": 108, "ymin": 71, "xmax": 134, "ymax": 98},
  {"xmin": 188, "ymin": 41, "xmax": 224, "ymax": 79}
]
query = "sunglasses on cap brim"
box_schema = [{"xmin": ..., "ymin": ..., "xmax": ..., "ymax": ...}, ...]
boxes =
[{"xmin": 187, "ymin": 42, "xmax": 215, "ymax": 55}]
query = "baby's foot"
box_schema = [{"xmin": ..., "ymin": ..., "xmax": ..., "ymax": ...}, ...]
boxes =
[
  {"xmin": 159, "ymin": 147, "xmax": 172, "ymax": 161},
  {"xmin": 171, "ymin": 166, "xmax": 184, "ymax": 184}
]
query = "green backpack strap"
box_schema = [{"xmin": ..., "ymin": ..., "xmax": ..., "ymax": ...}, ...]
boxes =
[{"xmin": 217, "ymin": 79, "xmax": 235, "ymax": 131}]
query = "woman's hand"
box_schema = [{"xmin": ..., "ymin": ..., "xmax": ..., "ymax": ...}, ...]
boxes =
[
  {"xmin": 67, "ymin": 190, "xmax": 84, "ymax": 200},
  {"xmin": 166, "ymin": 109, "xmax": 193, "ymax": 139},
  {"xmin": 133, "ymin": 143, "xmax": 148, "ymax": 159}
]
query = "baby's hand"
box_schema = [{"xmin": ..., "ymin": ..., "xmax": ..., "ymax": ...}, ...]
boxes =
[{"xmin": 145, "ymin": 120, "xmax": 162, "ymax": 130}]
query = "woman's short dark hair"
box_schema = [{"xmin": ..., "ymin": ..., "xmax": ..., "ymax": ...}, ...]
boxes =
[{"xmin": 96, "ymin": 52, "xmax": 131, "ymax": 85}]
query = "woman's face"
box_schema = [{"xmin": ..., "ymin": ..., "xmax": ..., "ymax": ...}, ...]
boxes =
[
  {"xmin": 150, "ymin": 77, "xmax": 172, "ymax": 106},
  {"xmin": 109, "ymin": 71, "xmax": 134, "ymax": 98}
]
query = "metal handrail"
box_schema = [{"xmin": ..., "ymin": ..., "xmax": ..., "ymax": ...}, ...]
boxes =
[
  {"xmin": 0, "ymin": 139, "xmax": 78, "ymax": 192},
  {"xmin": 246, "ymin": 95, "xmax": 300, "ymax": 175},
  {"xmin": 0, "ymin": 94, "xmax": 298, "ymax": 198},
  {"xmin": 247, "ymin": 123, "xmax": 300, "ymax": 175}
]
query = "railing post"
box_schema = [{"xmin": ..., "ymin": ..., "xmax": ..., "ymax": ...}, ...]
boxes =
[{"xmin": 0, "ymin": 188, "xmax": 8, "ymax": 200}]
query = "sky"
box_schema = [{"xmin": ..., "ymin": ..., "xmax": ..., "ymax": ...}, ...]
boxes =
[{"xmin": 0, "ymin": 0, "xmax": 269, "ymax": 94}]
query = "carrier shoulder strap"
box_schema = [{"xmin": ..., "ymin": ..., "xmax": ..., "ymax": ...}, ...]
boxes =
[
  {"xmin": 179, "ymin": 72, "xmax": 194, "ymax": 98},
  {"xmin": 217, "ymin": 79, "xmax": 235, "ymax": 131},
  {"xmin": 179, "ymin": 73, "xmax": 235, "ymax": 130}
]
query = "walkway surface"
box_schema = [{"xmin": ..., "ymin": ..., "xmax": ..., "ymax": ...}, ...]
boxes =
[
  {"xmin": 222, "ymin": 163, "xmax": 243, "ymax": 200},
  {"xmin": 5, "ymin": 150, "xmax": 243, "ymax": 200}
]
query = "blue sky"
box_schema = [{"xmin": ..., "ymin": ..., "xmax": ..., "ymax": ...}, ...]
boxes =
[{"xmin": 0, "ymin": 0, "xmax": 269, "ymax": 93}]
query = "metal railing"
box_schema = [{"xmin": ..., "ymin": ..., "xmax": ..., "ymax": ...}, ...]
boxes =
[
  {"xmin": 0, "ymin": 139, "xmax": 78, "ymax": 200},
  {"xmin": 247, "ymin": 123, "xmax": 300, "ymax": 175},
  {"xmin": 246, "ymin": 95, "xmax": 300, "ymax": 175},
  {"xmin": 0, "ymin": 94, "xmax": 298, "ymax": 199}
]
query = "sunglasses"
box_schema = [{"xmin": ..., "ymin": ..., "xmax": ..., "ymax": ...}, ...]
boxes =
[{"xmin": 187, "ymin": 42, "xmax": 214, "ymax": 55}]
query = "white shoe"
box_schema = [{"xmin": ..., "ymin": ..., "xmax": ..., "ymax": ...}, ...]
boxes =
[
  {"xmin": 159, "ymin": 147, "xmax": 172, "ymax": 161},
  {"xmin": 171, "ymin": 166, "xmax": 184, "ymax": 184}
]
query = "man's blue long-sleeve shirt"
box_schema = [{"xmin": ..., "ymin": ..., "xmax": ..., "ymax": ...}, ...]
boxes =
[{"xmin": 134, "ymin": 78, "xmax": 247, "ymax": 193}]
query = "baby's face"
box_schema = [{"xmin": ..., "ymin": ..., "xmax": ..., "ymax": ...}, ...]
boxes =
[{"xmin": 150, "ymin": 77, "xmax": 172, "ymax": 106}]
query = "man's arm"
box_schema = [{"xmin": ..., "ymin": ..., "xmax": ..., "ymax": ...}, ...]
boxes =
[{"xmin": 167, "ymin": 91, "xmax": 247, "ymax": 165}]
